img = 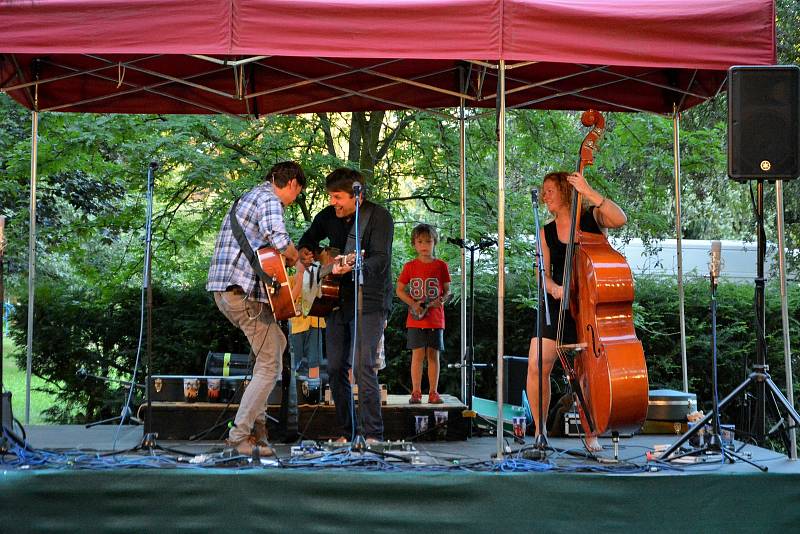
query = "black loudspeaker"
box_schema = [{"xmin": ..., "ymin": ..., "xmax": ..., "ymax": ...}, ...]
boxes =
[{"xmin": 728, "ymin": 65, "xmax": 800, "ymax": 180}]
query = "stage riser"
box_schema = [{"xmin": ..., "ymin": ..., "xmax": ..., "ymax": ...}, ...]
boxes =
[{"xmin": 146, "ymin": 401, "xmax": 468, "ymax": 441}]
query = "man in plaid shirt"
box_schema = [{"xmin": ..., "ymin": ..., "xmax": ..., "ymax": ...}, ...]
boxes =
[{"xmin": 207, "ymin": 161, "xmax": 305, "ymax": 456}]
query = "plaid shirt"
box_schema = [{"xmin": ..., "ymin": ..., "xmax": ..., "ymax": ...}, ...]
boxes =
[{"xmin": 206, "ymin": 183, "xmax": 292, "ymax": 303}]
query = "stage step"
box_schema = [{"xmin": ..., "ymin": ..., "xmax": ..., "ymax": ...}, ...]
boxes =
[{"xmin": 144, "ymin": 394, "xmax": 468, "ymax": 442}]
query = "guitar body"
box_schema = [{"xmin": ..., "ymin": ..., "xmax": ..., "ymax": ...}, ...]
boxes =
[
  {"xmin": 256, "ymin": 246, "xmax": 299, "ymax": 320},
  {"xmin": 300, "ymin": 252, "xmax": 357, "ymax": 317},
  {"xmin": 302, "ymin": 264, "xmax": 342, "ymax": 317}
]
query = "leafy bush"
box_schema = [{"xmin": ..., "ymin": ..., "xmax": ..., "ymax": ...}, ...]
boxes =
[
  {"xmin": 10, "ymin": 272, "xmax": 798, "ymax": 427},
  {"xmin": 10, "ymin": 276, "xmax": 248, "ymax": 423}
]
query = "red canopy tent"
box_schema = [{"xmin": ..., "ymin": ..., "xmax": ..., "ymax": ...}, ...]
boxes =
[
  {"xmin": 1, "ymin": 0, "xmax": 784, "ymax": 457},
  {"xmin": 1, "ymin": 0, "xmax": 775, "ymax": 115}
]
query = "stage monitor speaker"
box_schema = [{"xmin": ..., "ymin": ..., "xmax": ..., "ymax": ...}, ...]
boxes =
[{"xmin": 728, "ymin": 65, "xmax": 800, "ymax": 181}]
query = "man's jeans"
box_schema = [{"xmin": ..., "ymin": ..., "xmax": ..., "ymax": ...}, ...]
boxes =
[
  {"xmin": 326, "ymin": 308, "xmax": 385, "ymax": 440},
  {"xmin": 214, "ymin": 291, "xmax": 285, "ymax": 444}
]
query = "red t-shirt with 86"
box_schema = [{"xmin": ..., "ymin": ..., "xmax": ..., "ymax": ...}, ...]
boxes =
[{"xmin": 398, "ymin": 258, "xmax": 451, "ymax": 329}]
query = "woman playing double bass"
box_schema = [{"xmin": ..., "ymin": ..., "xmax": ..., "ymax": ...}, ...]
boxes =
[{"xmin": 526, "ymin": 170, "xmax": 627, "ymax": 452}]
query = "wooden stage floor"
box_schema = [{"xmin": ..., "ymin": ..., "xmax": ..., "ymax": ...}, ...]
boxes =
[{"xmin": 13, "ymin": 421, "xmax": 800, "ymax": 475}]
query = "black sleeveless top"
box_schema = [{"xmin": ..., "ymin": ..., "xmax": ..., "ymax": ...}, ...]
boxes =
[
  {"xmin": 544, "ymin": 207, "xmax": 603, "ymax": 285},
  {"xmin": 537, "ymin": 208, "xmax": 602, "ymax": 342}
]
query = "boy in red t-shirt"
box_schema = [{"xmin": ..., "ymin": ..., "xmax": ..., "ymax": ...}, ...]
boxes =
[{"xmin": 396, "ymin": 224, "xmax": 451, "ymax": 404}]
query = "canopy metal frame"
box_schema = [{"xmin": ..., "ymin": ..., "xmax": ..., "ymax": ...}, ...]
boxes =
[{"xmin": 3, "ymin": 45, "xmax": 793, "ymax": 458}]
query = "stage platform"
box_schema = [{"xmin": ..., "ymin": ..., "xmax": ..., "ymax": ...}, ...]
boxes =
[
  {"xmin": 147, "ymin": 393, "xmax": 468, "ymax": 441},
  {"xmin": 2, "ymin": 424, "xmax": 800, "ymax": 532}
]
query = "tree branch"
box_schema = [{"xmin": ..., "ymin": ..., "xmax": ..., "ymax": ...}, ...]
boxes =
[
  {"xmin": 375, "ymin": 112, "xmax": 416, "ymax": 162},
  {"xmin": 316, "ymin": 112, "xmax": 338, "ymax": 157},
  {"xmin": 349, "ymin": 112, "xmax": 365, "ymax": 164}
]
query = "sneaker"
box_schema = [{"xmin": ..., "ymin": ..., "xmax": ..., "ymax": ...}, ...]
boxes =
[
  {"xmin": 409, "ymin": 391, "xmax": 422, "ymax": 404},
  {"xmin": 226, "ymin": 437, "xmax": 274, "ymax": 457},
  {"xmin": 428, "ymin": 391, "xmax": 444, "ymax": 404}
]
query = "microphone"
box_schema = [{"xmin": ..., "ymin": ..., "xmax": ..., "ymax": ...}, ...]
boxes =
[
  {"xmin": 352, "ymin": 181, "xmax": 362, "ymax": 195},
  {"xmin": 709, "ymin": 240, "xmax": 722, "ymax": 284},
  {"xmin": 149, "ymin": 161, "xmax": 159, "ymax": 170},
  {"xmin": 531, "ymin": 188, "xmax": 539, "ymax": 203},
  {"xmin": 447, "ymin": 237, "xmax": 465, "ymax": 247},
  {"xmin": 0, "ymin": 215, "xmax": 5, "ymax": 257}
]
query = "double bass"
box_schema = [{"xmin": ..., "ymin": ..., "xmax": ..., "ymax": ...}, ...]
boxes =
[{"xmin": 557, "ymin": 110, "xmax": 649, "ymax": 437}]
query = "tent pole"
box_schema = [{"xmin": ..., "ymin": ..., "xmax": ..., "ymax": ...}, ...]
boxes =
[
  {"xmin": 496, "ymin": 60, "xmax": 506, "ymax": 460},
  {"xmin": 775, "ymin": 180, "xmax": 797, "ymax": 460},
  {"xmin": 459, "ymin": 98, "xmax": 468, "ymax": 403},
  {"xmin": 25, "ymin": 109, "xmax": 39, "ymax": 425},
  {"xmin": 672, "ymin": 108, "xmax": 688, "ymax": 393}
]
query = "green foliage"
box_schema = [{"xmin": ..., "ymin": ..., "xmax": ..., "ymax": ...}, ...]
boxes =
[
  {"xmin": 9, "ymin": 275, "xmax": 249, "ymax": 423},
  {"xmin": 634, "ymin": 276, "xmax": 800, "ymax": 412}
]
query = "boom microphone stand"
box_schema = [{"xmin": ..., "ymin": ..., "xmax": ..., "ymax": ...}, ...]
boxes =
[
  {"xmin": 447, "ymin": 236, "xmax": 495, "ymax": 438},
  {"xmin": 83, "ymin": 367, "xmax": 144, "ymax": 428}
]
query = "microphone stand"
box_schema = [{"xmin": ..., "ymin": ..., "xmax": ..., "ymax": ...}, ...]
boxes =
[
  {"xmin": 659, "ymin": 242, "xmax": 767, "ymax": 471},
  {"xmin": 125, "ymin": 162, "xmax": 186, "ymax": 455},
  {"xmin": 349, "ymin": 184, "xmax": 367, "ymax": 451},
  {"xmin": 447, "ymin": 236, "xmax": 495, "ymax": 438},
  {"xmin": 84, "ymin": 370, "xmax": 144, "ymax": 428},
  {"xmin": 530, "ymin": 188, "xmax": 551, "ymax": 456},
  {"xmin": 123, "ymin": 163, "xmax": 189, "ymax": 456},
  {"xmin": 706, "ymin": 244, "xmax": 726, "ymax": 454},
  {"xmin": 139, "ymin": 162, "xmax": 160, "ymax": 451}
]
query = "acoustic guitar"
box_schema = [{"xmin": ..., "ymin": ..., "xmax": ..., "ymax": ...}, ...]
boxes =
[
  {"xmin": 256, "ymin": 246, "xmax": 299, "ymax": 321},
  {"xmin": 300, "ymin": 252, "xmax": 358, "ymax": 317}
]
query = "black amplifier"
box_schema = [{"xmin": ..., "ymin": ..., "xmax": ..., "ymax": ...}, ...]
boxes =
[
  {"xmin": 148, "ymin": 374, "xmax": 320, "ymax": 405},
  {"xmin": 203, "ymin": 351, "xmax": 252, "ymax": 376},
  {"xmin": 149, "ymin": 375, "xmax": 258, "ymax": 404}
]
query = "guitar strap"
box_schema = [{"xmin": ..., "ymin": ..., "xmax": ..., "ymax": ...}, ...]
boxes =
[
  {"xmin": 344, "ymin": 201, "xmax": 375, "ymax": 255},
  {"xmin": 228, "ymin": 197, "xmax": 280, "ymax": 293}
]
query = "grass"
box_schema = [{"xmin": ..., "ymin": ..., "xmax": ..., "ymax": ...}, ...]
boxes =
[{"xmin": 3, "ymin": 332, "xmax": 59, "ymax": 424}]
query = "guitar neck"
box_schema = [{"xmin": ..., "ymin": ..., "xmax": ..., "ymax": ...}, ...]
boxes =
[{"xmin": 316, "ymin": 253, "xmax": 357, "ymax": 278}]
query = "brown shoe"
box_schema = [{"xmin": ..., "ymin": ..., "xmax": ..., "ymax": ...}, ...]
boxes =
[
  {"xmin": 252, "ymin": 421, "xmax": 269, "ymax": 446},
  {"xmin": 226, "ymin": 437, "xmax": 274, "ymax": 457}
]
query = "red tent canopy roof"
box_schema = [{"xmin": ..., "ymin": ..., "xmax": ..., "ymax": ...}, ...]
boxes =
[{"xmin": 0, "ymin": 0, "xmax": 776, "ymax": 114}]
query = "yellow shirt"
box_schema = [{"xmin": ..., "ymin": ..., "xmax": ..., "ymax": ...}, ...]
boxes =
[{"xmin": 289, "ymin": 273, "xmax": 325, "ymax": 334}]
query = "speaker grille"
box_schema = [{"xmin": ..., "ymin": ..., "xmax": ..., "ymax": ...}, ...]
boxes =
[{"xmin": 728, "ymin": 66, "xmax": 800, "ymax": 180}]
